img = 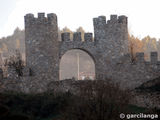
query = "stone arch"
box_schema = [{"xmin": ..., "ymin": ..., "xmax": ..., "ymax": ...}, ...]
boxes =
[
  {"xmin": 59, "ymin": 48, "xmax": 96, "ymax": 80},
  {"xmin": 60, "ymin": 48, "xmax": 96, "ymax": 63}
]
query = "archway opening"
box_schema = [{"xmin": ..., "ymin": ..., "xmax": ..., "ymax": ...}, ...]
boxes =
[{"xmin": 60, "ymin": 49, "xmax": 95, "ymax": 80}]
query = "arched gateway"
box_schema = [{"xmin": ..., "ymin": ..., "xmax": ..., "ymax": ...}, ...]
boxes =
[
  {"xmin": 59, "ymin": 49, "xmax": 95, "ymax": 80},
  {"xmin": 24, "ymin": 13, "xmax": 128, "ymax": 83},
  {"xmin": 3, "ymin": 12, "xmax": 160, "ymax": 93}
]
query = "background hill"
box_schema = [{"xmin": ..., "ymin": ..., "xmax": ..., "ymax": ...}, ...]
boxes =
[{"xmin": 1, "ymin": 27, "xmax": 160, "ymax": 79}]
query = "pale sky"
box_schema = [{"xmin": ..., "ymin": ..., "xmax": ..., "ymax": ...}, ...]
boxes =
[{"xmin": 0, "ymin": 0, "xmax": 160, "ymax": 39}]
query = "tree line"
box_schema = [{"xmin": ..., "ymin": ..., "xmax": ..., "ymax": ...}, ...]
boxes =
[{"xmin": 0, "ymin": 27, "xmax": 160, "ymax": 62}]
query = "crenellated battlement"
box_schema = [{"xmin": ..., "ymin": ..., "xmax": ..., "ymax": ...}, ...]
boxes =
[
  {"xmin": 136, "ymin": 52, "xmax": 145, "ymax": 63},
  {"xmin": 84, "ymin": 33, "xmax": 93, "ymax": 42},
  {"xmin": 118, "ymin": 15, "xmax": 127, "ymax": 24},
  {"xmin": 107, "ymin": 15, "xmax": 127, "ymax": 25},
  {"xmin": 61, "ymin": 32, "xmax": 70, "ymax": 41},
  {"xmin": 25, "ymin": 13, "xmax": 57, "ymax": 25},
  {"xmin": 2, "ymin": 12, "xmax": 160, "ymax": 94},
  {"xmin": 73, "ymin": 32, "xmax": 82, "ymax": 41},
  {"xmin": 135, "ymin": 52, "xmax": 159, "ymax": 64},
  {"xmin": 61, "ymin": 32, "xmax": 93, "ymax": 42},
  {"xmin": 109, "ymin": 15, "xmax": 118, "ymax": 23},
  {"xmin": 93, "ymin": 14, "xmax": 127, "ymax": 27},
  {"xmin": 93, "ymin": 16, "xmax": 106, "ymax": 27},
  {"xmin": 151, "ymin": 52, "xmax": 158, "ymax": 63}
]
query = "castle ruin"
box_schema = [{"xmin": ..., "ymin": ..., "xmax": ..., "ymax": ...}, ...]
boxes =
[
  {"xmin": 25, "ymin": 13, "xmax": 128, "ymax": 81},
  {"xmin": 0, "ymin": 12, "xmax": 160, "ymax": 93}
]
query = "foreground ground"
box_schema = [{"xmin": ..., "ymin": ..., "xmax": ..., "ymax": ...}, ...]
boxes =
[{"xmin": 0, "ymin": 80, "xmax": 160, "ymax": 120}]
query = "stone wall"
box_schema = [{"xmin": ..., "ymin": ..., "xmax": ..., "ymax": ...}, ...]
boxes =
[{"xmin": 0, "ymin": 13, "xmax": 160, "ymax": 93}]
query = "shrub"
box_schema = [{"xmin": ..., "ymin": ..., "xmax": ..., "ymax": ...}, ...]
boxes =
[
  {"xmin": 62, "ymin": 80, "xmax": 131, "ymax": 120},
  {"xmin": 0, "ymin": 91, "xmax": 73, "ymax": 120}
]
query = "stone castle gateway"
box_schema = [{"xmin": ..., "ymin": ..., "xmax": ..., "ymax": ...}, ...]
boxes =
[
  {"xmin": 25, "ymin": 13, "xmax": 128, "ymax": 82},
  {"xmin": 2, "ymin": 12, "xmax": 160, "ymax": 93}
]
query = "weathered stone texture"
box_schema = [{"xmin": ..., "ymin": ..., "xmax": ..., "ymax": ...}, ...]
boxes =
[
  {"xmin": 0, "ymin": 12, "xmax": 160, "ymax": 94},
  {"xmin": 25, "ymin": 13, "xmax": 59, "ymax": 85}
]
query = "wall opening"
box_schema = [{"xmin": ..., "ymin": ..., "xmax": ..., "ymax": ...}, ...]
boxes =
[{"xmin": 60, "ymin": 49, "xmax": 95, "ymax": 80}]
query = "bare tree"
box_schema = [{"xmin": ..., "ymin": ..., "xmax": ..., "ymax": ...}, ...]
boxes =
[
  {"xmin": 4, "ymin": 50, "xmax": 25, "ymax": 77},
  {"xmin": 128, "ymin": 34, "xmax": 144, "ymax": 62},
  {"xmin": 62, "ymin": 80, "xmax": 131, "ymax": 120},
  {"xmin": 76, "ymin": 27, "xmax": 85, "ymax": 41}
]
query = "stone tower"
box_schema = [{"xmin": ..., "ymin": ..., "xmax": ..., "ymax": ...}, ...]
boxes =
[
  {"xmin": 92, "ymin": 15, "xmax": 129, "ymax": 79},
  {"xmin": 93, "ymin": 15, "xmax": 128, "ymax": 62},
  {"xmin": 25, "ymin": 13, "xmax": 59, "ymax": 81}
]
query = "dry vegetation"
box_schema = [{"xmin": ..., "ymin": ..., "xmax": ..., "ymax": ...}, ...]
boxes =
[
  {"xmin": 62, "ymin": 80, "xmax": 131, "ymax": 120},
  {"xmin": 0, "ymin": 80, "xmax": 133, "ymax": 120}
]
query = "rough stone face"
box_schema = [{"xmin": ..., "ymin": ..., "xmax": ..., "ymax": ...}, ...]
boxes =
[
  {"xmin": 1, "ymin": 12, "xmax": 160, "ymax": 94},
  {"xmin": 25, "ymin": 13, "xmax": 59, "ymax": 85}
]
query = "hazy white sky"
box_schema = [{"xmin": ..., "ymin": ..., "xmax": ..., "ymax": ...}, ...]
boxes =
[{"xmin": 0, "ymin": 0, "xmax": 160, "ymax": 39}]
